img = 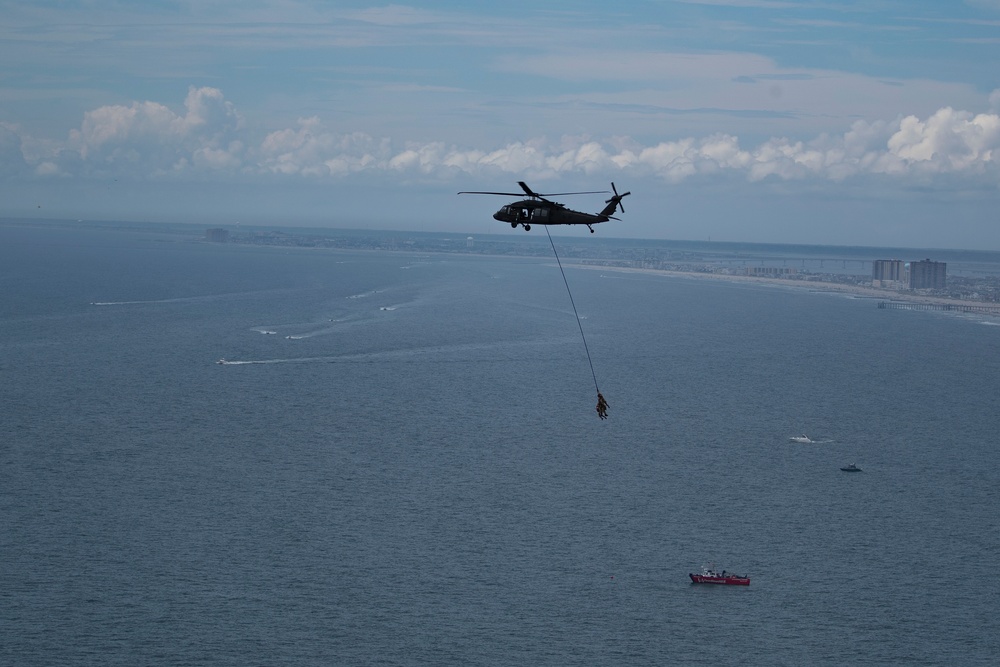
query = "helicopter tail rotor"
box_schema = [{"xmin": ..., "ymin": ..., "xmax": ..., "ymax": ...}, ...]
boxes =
[{"xmin": 605, "ymin": 182, "xmax": 631, "ymax": 214}]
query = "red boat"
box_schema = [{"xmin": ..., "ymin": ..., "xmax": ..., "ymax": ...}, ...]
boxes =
[{"xmin": 689, "ymin": 565, "xmax": 750, "ymax": 586}]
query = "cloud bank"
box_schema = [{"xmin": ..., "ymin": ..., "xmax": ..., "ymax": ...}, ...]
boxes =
[{"xmin": 6, "ymin": 86, "xmax": 1000, "ymax": 189}]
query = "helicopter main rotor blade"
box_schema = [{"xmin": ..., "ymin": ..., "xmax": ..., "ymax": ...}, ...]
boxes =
[
  {"xmin": 517, "ymin": 181, "xmax": 538, "ymax": 197},
  {"xmin": 459, "ymin": 182, "xmax": 610, "ymax": 197},
  {"xmin": 540, "ymin": 190, "xmax": 611, "ymax": 196},
  {"xmin": 457, "ymin": 191, "xmax": 526, "ymax": 196},
  {"xmin": 519, "ymin": 181, "xmax": 610, "ymax": 197}
]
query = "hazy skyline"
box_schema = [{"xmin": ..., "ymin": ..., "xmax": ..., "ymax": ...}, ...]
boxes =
[{"xmin": 2, "ymin": 1, "xmax": 1000, "ymax": 248}]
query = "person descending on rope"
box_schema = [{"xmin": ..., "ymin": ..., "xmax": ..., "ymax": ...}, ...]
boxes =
[
  {"xmin": 596, "ymin": 392, "xmax": 609, "ymax": 420},
  {"xmin": 545, "ymin": 226, "xmax": 608, "ymax": 421}
]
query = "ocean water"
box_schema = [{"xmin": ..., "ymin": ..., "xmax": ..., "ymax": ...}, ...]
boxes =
[{"xmin": 2, "ymin": 222, "xmax": 999, "ymax": 666}]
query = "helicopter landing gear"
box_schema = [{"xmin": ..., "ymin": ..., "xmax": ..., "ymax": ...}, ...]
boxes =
[
  {"xmin": 510, "ymin": 222, "xmax": 517, "ymax": 229},
  {"xmin": 523, "ymin": 224, "xmax": 531, "ymax": 231},
  {"xmin": 586, "ymin": 224, "xmax": 595, "ymax": 233}
]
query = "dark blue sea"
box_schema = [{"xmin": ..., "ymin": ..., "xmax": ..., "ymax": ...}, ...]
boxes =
[{"xmin": 2, "ymin": 221, "xmax": 999, "ymax": 666}]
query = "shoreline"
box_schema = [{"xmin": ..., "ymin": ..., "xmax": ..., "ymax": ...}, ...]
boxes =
[{"xmin": 569, "ymin": 263, "xmax": 1000, "ymax": 313}]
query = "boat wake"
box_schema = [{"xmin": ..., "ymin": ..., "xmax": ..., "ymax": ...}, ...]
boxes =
[
  {"xmin": 90, "ymin": 299, "xmax": 188, "ymax": 306},
  {"xmin": 788, "ymin": 435, "xmax": 835, "ymax": 444},
  {"xmin": 270, "ymin": 300, "xmax": 417, "ymax": 339},
  {"xmin": 217, "ymin": 357, "xmax": 326, "ymax": 365},
  {"xmin": 214, "ymin": 336, "xmax": 579, "ymax": 367},
  {"xmin": 90, "ymin": 289, "xmax": 293, "ymax": 307}
]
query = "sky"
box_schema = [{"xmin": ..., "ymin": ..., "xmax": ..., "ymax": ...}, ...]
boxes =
[{"xmin": 2, "ymin": 0, "xmax": 1000, "ymax": 249}]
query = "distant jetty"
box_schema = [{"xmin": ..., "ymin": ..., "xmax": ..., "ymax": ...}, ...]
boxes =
[{"xmin": 877, "ymin": 301, "xmax": 1000, "ymax": 315}]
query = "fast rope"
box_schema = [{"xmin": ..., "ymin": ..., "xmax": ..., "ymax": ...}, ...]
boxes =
[{"xmin": 545, "ymin": 226, "xmax": 600, "ymax": 395}]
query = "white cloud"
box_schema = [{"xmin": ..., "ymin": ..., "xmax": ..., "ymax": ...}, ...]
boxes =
[
  {"xmin": 885, "ymin": 108, "xmax": 1000, "ymax": 172},
  {"xmin": 258, "ymin": 118, "xmax": 392, "ymax": 176},
  {"xmin": 0, "ymin": 122, "xmax": 29, "ymax": 176},
  {"xmin": 34, "ymin": 161, "xmax": 61, "ymax": 177},
  {"xmin": 67, "ymin": 86, "xmax": 243, "ymax": 172},
  {"xmin": 5, "ymin": 87, "xmax": 998, "ymax": 190}
]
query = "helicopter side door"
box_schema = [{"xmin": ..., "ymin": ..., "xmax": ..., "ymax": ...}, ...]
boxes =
[{"xmin": 530, "ymin": 207, "xmax": 550, "ymax": 223}]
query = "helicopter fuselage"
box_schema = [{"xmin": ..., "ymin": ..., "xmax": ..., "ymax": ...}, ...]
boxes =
[
  {"xmin": 493, "ymin": 199, "xmax": 610, "ymax": 231},
  {"xmin": 459, "ymin": 181, "xmax": 629, "ymax": 233}
]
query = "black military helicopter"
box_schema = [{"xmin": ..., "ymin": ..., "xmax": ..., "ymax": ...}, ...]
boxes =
[{"xmin": 459, "ymin": 181, "xmax": 630, "ymax": 233}]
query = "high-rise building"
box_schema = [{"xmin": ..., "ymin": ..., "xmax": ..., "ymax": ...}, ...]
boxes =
[
  {"xmin": 908, "ymin": 259, "xmax": 946, "ymax": 289},
  {"xmin": 872, "ymin": 259, "xmax": 905, "ymax": 287},
  {"xmin": 205, "ymin": 228, "xmax": 229, "ymax": 243}
]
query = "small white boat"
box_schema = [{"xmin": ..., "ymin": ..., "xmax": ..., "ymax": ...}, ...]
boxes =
[{"xmin": 789, "ymin": 434, "xmax": 813, "ymax": 443}]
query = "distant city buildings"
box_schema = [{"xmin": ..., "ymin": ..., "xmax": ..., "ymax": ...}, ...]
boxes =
[
  {"xmin": 872, "ymin": 258, "xmax": 946, "ymax": 290},
  {"xmin": 746, "ymin": 267, "xmax": 797, "ymax": 277},
  {"xmin": 199, "ymin": 227, "xmax": 996, "ymax": 303},
  {"xmin": 909, "ymin": 259, "xmax": 947, "ymax": 290},
  {"xmin": 205, "ymin": 228, "xmax": 229, "ymax": 242}
]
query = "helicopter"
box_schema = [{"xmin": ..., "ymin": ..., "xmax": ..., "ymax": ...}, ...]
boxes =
[{"xmin": 459, "ymin": 181, "xmax": 630, "ymax": 233}]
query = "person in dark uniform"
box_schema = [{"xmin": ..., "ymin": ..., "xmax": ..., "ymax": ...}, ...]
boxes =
[{"xmin": 596, "ymin": 392, "xmax": 609, "ymax": 420}]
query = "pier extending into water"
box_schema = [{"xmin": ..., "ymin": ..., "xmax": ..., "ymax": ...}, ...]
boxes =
[{"xmin": 878, "ymin": 301, "xmax": 1000, "ymax": 315}]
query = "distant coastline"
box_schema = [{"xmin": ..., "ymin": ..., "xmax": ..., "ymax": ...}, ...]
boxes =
[
  {"xmin": 570, "ymin": 263, "xmax": 1000, "ymax": 314},
  {"xmin": 6, "ymin": 218, "xmax": 999, "ymax": 313}
]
